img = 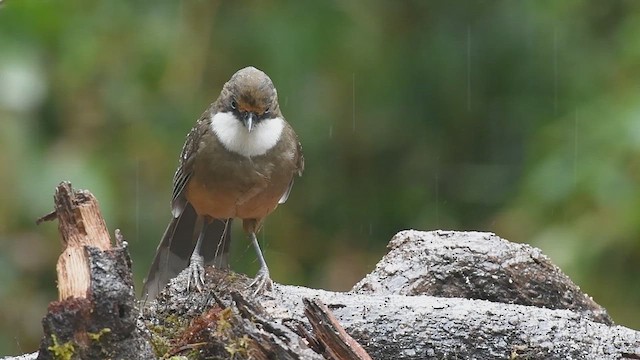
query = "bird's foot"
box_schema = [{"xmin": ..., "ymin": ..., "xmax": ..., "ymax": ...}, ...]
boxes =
[
  {"xmin": 248, "ymin": 266, "xmax": 273, "ymax": 296},
  {"xmin": 186, "ymin": 254, "xmax": 205, "ymax": 292}
]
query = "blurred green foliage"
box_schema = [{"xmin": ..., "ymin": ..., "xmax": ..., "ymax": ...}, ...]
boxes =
[{"xmin": 1, "ymin": 0, "xmax": 640, "ymax": 355}]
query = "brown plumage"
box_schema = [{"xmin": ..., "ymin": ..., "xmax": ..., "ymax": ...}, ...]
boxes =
[{"xmin": 143, "ymin": 67, "xmax": 303, "ymax": 299}]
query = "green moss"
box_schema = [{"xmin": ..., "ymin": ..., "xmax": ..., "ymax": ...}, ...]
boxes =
[
  {"xmin": 146, "ymin": 305, "xmax": 249, "ymax": 359},
  {"xmin": 146, "ymin": 314, "xmax": 191, "ymax": 358},
  {"xmin": 215, "ymin": 308, "xmax": 233, "ymax": 336},
  {"xmin": 224, "ymin": 335, "xmax": 250, "ymax": 358},
  {"xmin": 225, "ymin": 272, "xmax": 241, "ymax": 281},
  {"xmin": 149, "ymin": 330, "xmax": 171, "ymax": 358},
  {"xmin": 87, "ymin": 328, "xmax": 111, "ymax": 341},
  {"xmin": 47, "ymin": 334, "xmax": 75, "ymax": 360}
]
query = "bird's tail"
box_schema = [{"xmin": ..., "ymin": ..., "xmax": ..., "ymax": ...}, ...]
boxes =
[{"xmin": 142, "ymin": 203, "xmax": 231, "ymax": 300}]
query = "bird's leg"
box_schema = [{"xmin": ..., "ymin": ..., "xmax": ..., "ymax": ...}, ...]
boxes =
[
  {"xmin": 248, "ymin": 231, "xmax": 273, "ymax": 295},
  {"xmin": 187, "ymin": 217, "xmax": 209, "ymax": 292}
]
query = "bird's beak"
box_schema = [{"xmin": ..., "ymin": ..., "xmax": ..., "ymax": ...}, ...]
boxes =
[{"xmin": 243, "ymin": 112, "xmax": 255, "ymax": 132}]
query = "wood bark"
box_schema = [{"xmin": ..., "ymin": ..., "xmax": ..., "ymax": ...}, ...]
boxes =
[
  {"xmin": 34, "ymin": 182, "xmax": 155, "ymax": 360},
  {"xmin": 139, "ymin": 230, "xmax": 640, "ymax": 359},
  {"xmin": 4, "ymin": 185, "xmax": 640, "ymax": 359}
]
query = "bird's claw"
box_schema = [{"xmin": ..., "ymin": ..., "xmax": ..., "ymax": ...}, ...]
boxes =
[
  {"xmin": 186, "ymin": 254, "xmax": 205, "ymax": 292},
  {"xmin": 248, "ymin": 267, "xmax": 273, "ymax": 296}
]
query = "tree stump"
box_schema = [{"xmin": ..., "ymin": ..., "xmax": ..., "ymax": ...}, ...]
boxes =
[{"xmin": 35, "ymin": 182, "xmax": 154, "ymax": 360}]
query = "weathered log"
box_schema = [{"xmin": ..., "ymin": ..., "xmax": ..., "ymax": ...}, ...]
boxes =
[
  {"xmin": 34, "ymin": 182, "xmax": 155, "ymax": 360},
  {"xmin": 352, "ymin": 230, "xmax": 612, "ymax": 325},
  {"xmin": 141, "ymin": 230, "xmax": 640, "ymax": 359},
  {"xmin": 5, "ymin": 183, "xmax": 640, "ymax": 360}
]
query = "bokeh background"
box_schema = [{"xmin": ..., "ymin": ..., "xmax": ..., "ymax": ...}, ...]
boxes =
[{"xmin": 2, "ymin": 0, "xmax": 640, "ymax": 355}]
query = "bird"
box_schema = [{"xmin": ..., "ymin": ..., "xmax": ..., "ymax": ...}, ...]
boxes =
[{"xmin": 142, "ymin": 66, "xmax": 304, "ymax": 300}]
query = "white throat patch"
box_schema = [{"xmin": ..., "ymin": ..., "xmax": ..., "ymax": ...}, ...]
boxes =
[{"xmin": 210, "ymin": 111, "xmax": 284, "ymax": 157}]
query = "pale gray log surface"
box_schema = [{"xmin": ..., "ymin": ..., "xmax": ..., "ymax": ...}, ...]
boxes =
[
  {"xmin": 352, "ymin": 230, "xmax": 611, "ymax": 324},
  {"xmin": 6, "ymin": 230, "xmax": 640, "ymax": 359},
  {"xmin": 262, "ymin": 285, "xmax": 640, "ymax": 359},
  {"xmin": 1, "ymin": 353, "xmax": 37, "ymax": 360},
  {"xmin": 150, "ymin": 230, "xmax": 640, "ymax": 359}
]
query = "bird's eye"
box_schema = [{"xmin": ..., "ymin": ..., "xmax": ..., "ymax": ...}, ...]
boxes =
[
  {"xmin": 264, "ymin": 106, "xmax": 271, "ymax": 115},
  {"xmin": 231, "ymin": 100, "xmax": 237, "ymax": 110}
]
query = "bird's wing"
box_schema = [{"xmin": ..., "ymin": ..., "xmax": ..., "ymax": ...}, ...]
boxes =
[
  {"xmin": 278, "ymin": 136, "xmax": 304, "ymax": 204},
  {"xmin": 171, "ymin": 114, "xmax": 210, "ymax": 217}
]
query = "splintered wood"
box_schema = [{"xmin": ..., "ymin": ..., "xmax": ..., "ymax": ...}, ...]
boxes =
[
  {"xmin": 303, "ymin": 298, "xmax": 373, "ymax": 360},
  {"xmin": 37, "ymin": 181, "xmax": 112, "ymax": 300}
]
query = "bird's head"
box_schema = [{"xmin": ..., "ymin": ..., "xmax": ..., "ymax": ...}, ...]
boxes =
[{"xmin": 222, "ymin": 66, "xmax": 279, "ymax": 132}]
